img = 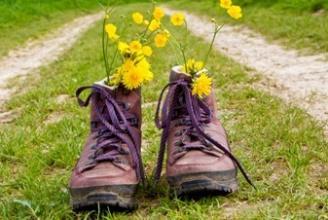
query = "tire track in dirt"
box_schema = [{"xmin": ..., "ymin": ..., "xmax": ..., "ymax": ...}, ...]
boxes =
[
  {"xmin": 164, "ymin": 7, "xmax": 328, "ymax": 135},
  {"xmin": 0, "ymin": 12, "xmax": 103, "ymax": 107}
]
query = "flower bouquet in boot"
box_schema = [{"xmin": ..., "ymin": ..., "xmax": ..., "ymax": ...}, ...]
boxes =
[
  {"xmin": 69, "ymin": 4, "xmax": 168, "ymax": 211},
  {"xmin": 153, "ymin": 0, "xmax": 254, "ymax": 197}
]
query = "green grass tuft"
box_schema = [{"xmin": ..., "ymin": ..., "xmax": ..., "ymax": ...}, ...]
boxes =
[
  {"xmin": 168, "ymin": 0, "xmax": 328, "ymax": 55},
  {"xmin": 0, "ymin": 2, "xmax": 327, "ymax": 219}
]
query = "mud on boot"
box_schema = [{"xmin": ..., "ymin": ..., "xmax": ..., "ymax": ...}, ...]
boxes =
[
  {"xmin": 153, "ymin": 66, "xmax": 253, "ymax": 198},
  {"xmin": 69, "ymin": 80, "xmax": 144, "ymax": 211}
]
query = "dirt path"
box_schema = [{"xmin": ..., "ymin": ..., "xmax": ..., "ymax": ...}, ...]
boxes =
[
  {"xmin": 165, "ymin": 7, "xmax": 328, "ymax": 134},
  {"xmin": 0, "ymin": 12, "xmax": 102, "ymax": 106}
]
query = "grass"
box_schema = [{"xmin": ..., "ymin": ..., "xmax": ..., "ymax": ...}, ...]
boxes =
[
  {"xmin": 0, "ymin": 0, "xmax": 148, "ymax": 58},
  {"xmin": 0, "ymin": 0, "xmax": 104, "ymax": 57},
  {"xmin": 168, "ymin": 0, "xmax": 328, "ymax": 55},
  {"xmin": 0, "ymin": 2, "xmax": 327, "ymax": 219}
]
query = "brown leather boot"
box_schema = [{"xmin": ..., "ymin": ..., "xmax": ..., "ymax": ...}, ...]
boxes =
[
  {"xmin": 154, "ymin": 66, "xmax": 253, "ymax": 197},
  {"xmin": 69, "ymin": 80, "xmax": 144, "ymax": 210}
]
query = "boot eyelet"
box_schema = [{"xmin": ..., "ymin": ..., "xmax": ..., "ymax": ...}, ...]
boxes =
[
  {"xmin": 174, "ymin": 141, "xmax": 182, "ymax": 147},
  {"xmin": 88, "ymin": 155, "xmax": 95, "ymax": 160},
  {"xmin": 91, "ymin": 122, "xmax": 98, "ymax": 129},
  {"xmin": 205, "ymin": 143, "xmax": 213, "ymax": 150},
  {"xmin": 87, "ymin": 161, "xmax": 96, "ymax": 166},
  {"xmin": 174, "ymin": 132, "xmax": 182, "ymax": 137},
  {"xmin": 113, "ymin": 158, "xmax": 121, "ymax": 163},
  {"xmin": 122, "ymin": 102, "xmax": 131, "ymax": 110}
]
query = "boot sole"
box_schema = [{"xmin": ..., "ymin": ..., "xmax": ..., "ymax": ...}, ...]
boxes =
[
  {"xmin": 167, "ymin": 170, "xmax": 238, "ymax": 198},
  {"xmin": 69, "ymin": 184, "xmax": 137, "ymax": 211}
]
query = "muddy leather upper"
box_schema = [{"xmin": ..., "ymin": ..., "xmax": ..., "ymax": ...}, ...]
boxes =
[
  {"xmin": 165, "ymin": 69, "xmax": 236, "ymax": 177},
  {"xmin": 70, "ymin": 83, "xmax": 142, "ymax": 188}
]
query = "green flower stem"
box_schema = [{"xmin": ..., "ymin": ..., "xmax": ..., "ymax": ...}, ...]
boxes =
[
  {"xmin": 102, "ymin": 7, "xmax": 115, "ymax": 84},
  {"xmin": 146, "ymin": 29, "xmax": 157, "ymax": 40},
  {"xmin": 204, "ymin": 23, "xmax": 224, "ymax": 66},
  {"xmin": 182, "ymin": 20, "xmax": 189, "ymax": 71},
  {"xmin": 163, "ymin": 23, "xmax": 188, "ymax": 72},
  {"xmin": 141, "ymin": 2, "xmax": 155, "ymax": 39},
  {"xmin": 168, "ymin": 39, "xmax": 183, "ymax": 65},
  {"xmin": 102, "ymin": 17, "xmax": 110, "ymax": 83},
  {"xmin": 181, "ymin": 44, "xmax": 188, "ymax": 73},
  {"xmin": 141, "ymin": 21, "xmax": 152, "ymax": 40},
  {"xmin": 105, "ymin": 28, "xmax": 110, "ymax": 67},
  {"xmin": 108, "ymin": 47, "xmax": 119, "ymax": 78}
]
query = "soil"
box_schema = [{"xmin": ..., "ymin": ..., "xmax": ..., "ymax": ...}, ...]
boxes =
[
  {"xmin": 0, "ymin": 12, "xmax": 102, "ymax": 106},
  {"xmin": 165, "ymin": 7, "xmax": 328, "ymax": 135}
]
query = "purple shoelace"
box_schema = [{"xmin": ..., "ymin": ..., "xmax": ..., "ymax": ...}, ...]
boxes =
[
  {"xmin": 154, "ymin": 79, "xmax": 254, "ymax": 187},
  {"xmin": 76, "ymin": 85, "xmax": 145, "ymax": 182}
]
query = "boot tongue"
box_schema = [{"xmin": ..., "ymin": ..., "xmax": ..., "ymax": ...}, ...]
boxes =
[
  {"xmin": 169, "ymin": 66, "xmax": 192, "ymax": 83},
  {"xmin": 168, "ymin": 67, "xmax": 191, "ymax": 119},
  {"xmin": 93, "ymin": 80, "xmax": 141, "ymax": 128},
  {"xmin": 169, "ymin": 66, "xmax": 209, "ymax": 121}
]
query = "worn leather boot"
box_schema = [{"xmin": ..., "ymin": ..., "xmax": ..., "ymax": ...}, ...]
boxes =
[
  {"xmin": 69, "ymin": 80, "xmax": 144, "ymax": 210},
  {"xmin": 154, "ymin": 66, "xmax": 252, "ymax": 197}
]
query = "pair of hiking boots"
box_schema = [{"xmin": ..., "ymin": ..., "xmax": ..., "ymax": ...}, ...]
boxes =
[{"xmin": 69, "ymin": 67, "xmax": 252, "ymax": 211}]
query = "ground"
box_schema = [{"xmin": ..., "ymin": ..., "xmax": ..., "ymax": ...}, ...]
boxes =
[{"xmin": 0, "ymin": 1, "xmax": 327, "ymax": 219}]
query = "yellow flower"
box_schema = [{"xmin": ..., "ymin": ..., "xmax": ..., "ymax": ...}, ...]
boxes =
[
  {"xmin": 122, "ymin": 66, "xmax": 144, "ymax": 90},
  {"xmin": 144, "ymin": 19, "xmax": 149, "ymax": 25},
  {"xmin": 183, "ymin": 59, "xmax": 204, "ymax": 74},
  {"xmin": 142, "ymin": 46, "xmax": 153, "ymax": 57},
  {"xmin": 170, "ymin": 13, "xmax": 185, "ymax": 26},
  {"xmin": 132, "ymin": 12, "xmax": 144, "ymax": 24},
  {"xmin": 143, "ymin": 70, "xmax": 154, "ymax": 82},
  {"xmin": 121, "ymin": 58, "xmax": 153, "ymax": 90},
  {"xmin": 227, "ymin": 5, "xmax": 242, "ymax": 19},
  {"xmin": 122, "ymin": 59, "xmax": 135, "ymax": 70},
  {"xmin": 118, "ymin": 41, "xmax": 129, "ymax": 53},
  {"xmin": 154, "ymin": 33, "xmax": 168, "ymax": 48},
  {"xmin": 195, "ymin": 61, "xmax": 204, "ymax": 70},
  {"xmin": 153, "ymin": 7, "xmax": 165, "ymax": 20},
  {"xmin": 220, "ymin": 0, "xmax": 232, "ymax": 9},
  {"xmin": 138, "ymin": 59, "xmax": 153, "ymax": 81},
  {"xmin": 109, "ymin": 69, "xmax": 122, "ymax": 86},
  {"xmin": 129, "ymin": 40, "xmax": 142, "ymax": 53},
  {"xmin": 105, "ymin": 24, "xmax": 119, "ymax": 41},
  {"xmin": 192, "ymin": 73, "xmax": 212, "ymax": 98},
  {"xmin": 138, "ymin": 58, "xmax": 150, "ymax": 70},
  {"xmin": 148, "ymin": 19, "xmax": 160, "ymax": 31}
]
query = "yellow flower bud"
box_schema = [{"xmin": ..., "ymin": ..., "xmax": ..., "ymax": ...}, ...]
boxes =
[
  {"xmin": 154, "ymin": 33, "xmax": 168, "ymax": 48},
  {"xmin": 148, "ymin": 19, "xmax": 160, "ymax": 31},
  {"xmin": 129, "ymin": 40, "xmax": 142, "ymax": 53},
  {"xmin": 153, "ymin": 7, "xmax": 165, "ymax": 21},
  {"xmin": 170, "ymin": 13, "xmax": 185, "ymax": 26},
  {"xmin": 105, "ymin": 24, "xmax": 119, "ymax": 41},
  {"xmin": 142, "ymin": 46, "xmax": 153, "ymax": 57},
  {"xmin": 227, "ymin": 5, "xmax": 242, "ymax": 19},
  {"xmin": 132, "ymin": 12, "xmax": 144, "ymax": 24},
  {"xmin": 220, "ymin": 0, "xmax": 232, "ymax": 9}
]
